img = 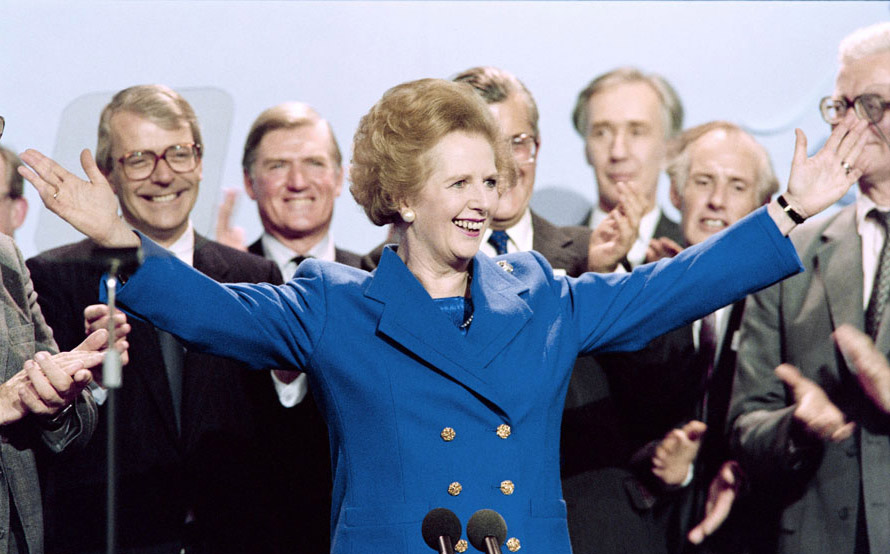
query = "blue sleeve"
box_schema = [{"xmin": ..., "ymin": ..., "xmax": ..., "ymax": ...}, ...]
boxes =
[
  {"xmin": 108, "ymin": 234, "xmax": 327, "ymax": 372},
  {"xmin": 568, "ymin": 206, "xmax": 803, "ymax": 354}
]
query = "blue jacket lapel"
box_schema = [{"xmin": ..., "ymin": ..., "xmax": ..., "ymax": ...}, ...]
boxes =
[{"xmin": 364, "ymin": 248, "xmax": 532, "ymax": 414}]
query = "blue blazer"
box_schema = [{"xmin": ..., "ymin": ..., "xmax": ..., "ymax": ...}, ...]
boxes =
[{"xmin": 113, "ymin": 207, "xmax": 801, "ymax": 553}]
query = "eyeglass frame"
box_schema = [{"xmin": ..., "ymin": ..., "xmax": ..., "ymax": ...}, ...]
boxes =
[
  {"xmin": 0, "ymin": 116, "xmax": 5, "ymax": 141},
  {"xmin": 115, "ymin": 142, "xmax": 203, "ymax": 180},
  {"xmin": 819, "ymin": 93, "xmax": 890, "ymax": 125},
  {"xmin": 510, "ymin": 133, "xmax": 538, "ymax": 164}
]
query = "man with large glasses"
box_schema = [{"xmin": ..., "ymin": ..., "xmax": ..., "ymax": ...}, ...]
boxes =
[
  {"xmin": 730, "ymin": 21, "xmax": 890, "ymax": 554},
  {"xmin": 25, "ymin": 85, "xmax": 285, "ymax": 554}
]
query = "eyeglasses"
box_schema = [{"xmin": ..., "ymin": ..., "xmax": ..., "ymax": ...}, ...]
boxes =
[
  {"xmin": 820, "ymin": 94, "xmax": 890, "ymax": 125},
  {"xmin": 510, "ymin": 133, "xmax": 537, "ymax": 164},
  {"xmin": 0, "ymin": 116, "xmax": 5, "ymax": 140},
  {"xmin": 116, "ymin": 143, "xmax": 202, "ymax": 180}
]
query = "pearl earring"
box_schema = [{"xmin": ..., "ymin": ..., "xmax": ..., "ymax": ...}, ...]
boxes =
[{"xmin": 401, "ymin": 209, "xmax": 416, "ymax": 223}]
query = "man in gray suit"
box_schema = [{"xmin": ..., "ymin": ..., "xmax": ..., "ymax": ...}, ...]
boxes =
[
  {"xmin": 0, "ymin": 116, "xmax": 113, "ymax": 554},
  {"xmin": 730, "ymin": 22, "xmax": 890, "ymax": 554}
]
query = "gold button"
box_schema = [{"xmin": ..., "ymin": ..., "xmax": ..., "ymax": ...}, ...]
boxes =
[
  {"xmin": 500, "ymin": 480, "xmax": 515, "ymax": 495},
  {"xmin": 455, "ymin": 539, "xmax": 469, "ymax": 552},
  {"xmin": 496, "ymin": 423, "xmax": 511, "ymax": 439},
  {"xmin": 441, "ymin": 427, "xmax": 456, "ymax": 441},
  {"xmin": 506, "ymin": 537, "xmax": 521, "ymax": 551},
  {"xmin": 448, "ymin": 482, "xmax": 462, "ymax": 496}
]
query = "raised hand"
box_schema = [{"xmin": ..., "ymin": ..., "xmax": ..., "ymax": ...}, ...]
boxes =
[
  {"xmin": 687, "ymin": 460, "xmax": 744, "ymax": 545},
  {"xmin": 775, "ymin": 363, "xmax": 855, "ymax": 442},
  {"xmin": 646, "ymin": 236, "xmax": 683, "ymax": 263},
  {"xmin": 651, "ymin": 420, "xmax": 706, "ymax": 486},
  {"xmin": 18, "ymin": 149, "xmax": 138, "ymax": 248},
  {"xmin": 782, "ymin": 111, "xmax": 869, "ymax": 219},
  {"xmin": 588, "ymin": 182, "xmax": 643, "ymax": 272},
  {"xmin": 215, "ymin": 188, "xmax": 247, "ymax": 251},
  {"xmin": 834, "ymin": 324, "xmax": 890, "ymax": 414}
]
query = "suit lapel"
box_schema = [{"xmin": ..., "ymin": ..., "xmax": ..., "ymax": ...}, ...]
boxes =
[
  {"xmin": 815, "ymin": 207, "xmax": 865, "ymax": 335},
  {"xmin": 365, "ymin": 248, "xmax": 531, "ymax": 414}
]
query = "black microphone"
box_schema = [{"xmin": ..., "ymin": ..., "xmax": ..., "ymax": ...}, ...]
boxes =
[
  {"xmin": 422, "ymin": 508, "xmax": 461, "ymax": 554},
  {"xmin": 466, "ymin": 509, "xmax": 507, "ymax": 554},
  {"xmin": 74, "ymin": 245, "xmax": 144, "ymax": 274}
]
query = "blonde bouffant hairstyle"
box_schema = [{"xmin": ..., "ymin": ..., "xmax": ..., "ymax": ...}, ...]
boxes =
[{"xmin": 350, "ymin": 78, "xmax": 515, "ymax": 226}]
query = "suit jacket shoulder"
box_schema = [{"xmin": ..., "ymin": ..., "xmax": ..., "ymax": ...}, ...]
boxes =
[
  {"xmin": 654, "ymin": 212, "xmax": 684, "ymax": 244},
  {"xmin": 335, "ymin": 247, "xmax": 362, "ymax": 269},
  {"xmin": 530, "ymin": 211, "xmax": 590, "ymax": 277},
  {"xmin": 195, "ymin": 234, "xmax": 283, "ymax": 285},
  {"xmin": 247, "ymin": 237, "xmax": 264, "ymax": 258}
]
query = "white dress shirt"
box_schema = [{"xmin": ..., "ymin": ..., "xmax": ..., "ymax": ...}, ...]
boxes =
[
  {"xmin": 856, "ymin": 192, "xmax": 890, "ymax": 309},
  {"xmin": 262, "ymin": 231, "xmax": 337, "ymax": 407},
  {"xmin": 479, "ymin": 208, "xmax": 534, "ymax": 256}
]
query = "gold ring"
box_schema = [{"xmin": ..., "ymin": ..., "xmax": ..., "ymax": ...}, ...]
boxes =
[{"xmin": 842, "ymin": 161, "xmax": 853, "ymax": 175}]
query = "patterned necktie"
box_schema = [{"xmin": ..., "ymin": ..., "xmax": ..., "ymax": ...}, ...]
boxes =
[
  {"xmin": 698, "ymin": 312, "xmax": 718, "ymax": 419},
  {"xmin": 488, "ymin": 230, "xmax": 510, "ymax": 256},
  {"xmin": 866, "ymin": 209, "xmax": 890, "ymax": 339}
]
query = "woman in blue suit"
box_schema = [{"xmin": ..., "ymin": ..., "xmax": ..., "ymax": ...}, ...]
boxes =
[{"xmin": 21, "ymin": 79, "xmax": 867, "ymax": 553}]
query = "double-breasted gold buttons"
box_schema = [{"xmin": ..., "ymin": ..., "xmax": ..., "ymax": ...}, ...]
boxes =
[
  {"xmin": 506, "ymin": 537, "xmax": 521, "ymax": 551},
  {"xmin": 448, "ymin": 482, "xmax": 462, "ymax": 496},
  {"xmin": 441, "ymin": 427, "xmax": 456, "ymax": 441},
  {"xmin": 500, "ymin": 480, "xmax": 515, "ymax": 495},
  {"xmin": 496, "ymin": 424, "xmax": 511, "ymax": 439},
  {"xmin": 455, "ymin": 539, "xmax": 469, "ymax": 552}
]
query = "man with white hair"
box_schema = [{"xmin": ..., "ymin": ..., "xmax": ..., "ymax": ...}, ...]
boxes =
[
  {"xmin": 563, "ymin": 120, "xmax": 778, "ymax": 554},
  {"xmin": 730, "ymin": 22, "xmax": 890, "ymax": 553}
]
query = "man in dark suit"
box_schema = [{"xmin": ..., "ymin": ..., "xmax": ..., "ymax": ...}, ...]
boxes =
[
  {"xmin": 26, "ymin": 85, "xmax": 284, "ymax": 554},
  {"xmin": 220, "ymin": 101, "xmax": 363, "ymax": 551},
  {"xmin": 562, "ymin": 121, "xmax": 778, "ymax": 554},
  {"xmin": 572, "ymin": 67, "xmax": 685, "ymax": 268},
  {"xmin": 729, "ymin": 22, "xmax": 890, "ymax": 554}
]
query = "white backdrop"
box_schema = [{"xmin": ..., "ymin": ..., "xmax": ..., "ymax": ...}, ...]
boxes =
[{"xmin": 2, "ymin": 1, "xmax": 888, "ymax": 259}]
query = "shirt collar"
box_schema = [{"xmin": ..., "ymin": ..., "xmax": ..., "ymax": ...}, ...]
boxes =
[
  {"xmin": 261, "ymin": 232, "xmax": 335, "ymax": 280},
  {"xmin": 481, "ymin": 208, "xmax": 533, "ymax": 254},
  {"xmin": 125, "ymin": 219, "xmax": 195, "ymax": 267}
]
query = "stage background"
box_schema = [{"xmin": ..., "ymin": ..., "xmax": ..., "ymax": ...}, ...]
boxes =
[{"xmin": 2, "ymin": 1, "xmax": 887, "ymax": 258}]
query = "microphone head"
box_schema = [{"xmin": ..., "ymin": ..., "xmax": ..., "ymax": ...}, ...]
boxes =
[
  {"xmin": 466, "ymin": 509, "xmax": 507, "ymax": 551},
  {"xmin": 422, "ymin": 507, "xmax": 462, "ymax": 550}
]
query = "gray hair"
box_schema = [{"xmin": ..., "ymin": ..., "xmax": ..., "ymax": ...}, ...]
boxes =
[
  {"xmin": 839, "ymin": 22, "xmax": 890, "ymax": 65},
  {"xmin": 453, "ymin": 66, "xmax": 540, "ymax": 137},
  {"xmin": 572, "ymin": 66, "xmax": 683, "ymax": 139},
  {"xmin": 666, "ymin": 121, "xmax": 778, "ymax": 204}
]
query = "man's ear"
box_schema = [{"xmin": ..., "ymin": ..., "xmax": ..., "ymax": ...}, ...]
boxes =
[
  {"xmin": 669, "ymin": 178, "xmax": 683, "ymax": 211},
  {"xmin": 10, "ymin": 197, "xmax": 27, "ymax": 232},
  {"xmin": 243, "ymin": 170, "xmax": 258, "ymax": 201},
  {"xmin": 333, "ymin": 165, "xmax": 344, "ymax": 198}
]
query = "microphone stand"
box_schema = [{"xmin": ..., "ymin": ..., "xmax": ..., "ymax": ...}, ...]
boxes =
[{"xmin": 103, "ymin": 264, "xmax": 124, "ymax": 554}]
